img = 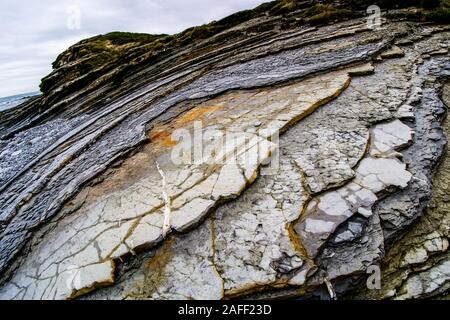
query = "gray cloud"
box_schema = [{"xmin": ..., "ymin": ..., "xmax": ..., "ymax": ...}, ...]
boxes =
[{"xmin": 0, "ymin": 0, "xmax": 265, "ymax": 97}]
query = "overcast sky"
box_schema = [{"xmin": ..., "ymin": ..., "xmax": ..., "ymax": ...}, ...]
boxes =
[{"xmin": 0, "ymin": 0, "xmax": 266, "ymax": 97}]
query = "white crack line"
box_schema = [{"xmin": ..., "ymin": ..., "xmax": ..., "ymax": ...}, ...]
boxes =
[
  {"xmin": 156, "ymin": 160, "xmax": 172, "ymax": 237},
  {"xmin": 324, "ymin": 278, "xmax": 337, "ymax": 300}
]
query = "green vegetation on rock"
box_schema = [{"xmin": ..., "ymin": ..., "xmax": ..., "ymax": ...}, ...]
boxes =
[{"xmin": 39, "ymin": 0, "xmax": 450, "ymax": 102}]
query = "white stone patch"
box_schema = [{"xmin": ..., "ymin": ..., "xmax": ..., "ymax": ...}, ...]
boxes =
[
  {"xmin": 370, "ymin": 120, "xmax": 413, "ymax": 157},
  {"xmin": 397, "ymin": 104, "xmax": 415, "ymax": 119},
  {"xmin": 288, "ymin": 268, "xmax": 310, "ymax": 286},
  {"xmin": 124, "ymin": 212, "xmax": 165, "ymax": 252},
  {"xmin": 171, "ymin": 198, "xmax": 216, "ymax": 232},
  {"xmin": 296, "ymin": 120, "xmax": 413, "ymax": 258},
  {"xmin": 67, "ymin": 261, "xmax": 115, "ymax": 299},
  {"xmin": 357, "ymin": 207, "xmax": 373, "ymax": 218},
  {"xmin": 211, "ymin": 163, "xmax": 247, "ymax": 200},
  {"xmin": 318, "ymin": 192, "xmax": 352, "ymax": 217},
  {"xmin": 305, "ymin": 219, "xmax": 335, "ymax": 234},
  {"xmin": 355, "ymin": 157, "xmax": 412, "ymax": 192},
  {"xmin": 401, "ymin": 247, "xmax": 429, "ymax": 267}
]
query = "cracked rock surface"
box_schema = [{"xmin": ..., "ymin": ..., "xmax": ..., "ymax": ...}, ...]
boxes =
[{"xmin": 0, "ymin": 1, "xmax": 449, "ymax": 300}]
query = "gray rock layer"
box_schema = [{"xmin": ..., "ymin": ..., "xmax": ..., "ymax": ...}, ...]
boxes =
[{"xmin": 0, "ymin": 8, "xmax": 449, "ymax": 300}]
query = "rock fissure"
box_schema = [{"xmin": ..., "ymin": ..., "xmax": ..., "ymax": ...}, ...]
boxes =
[{"xmin": 1, "ymin": 2, "xmax": 449, "ymax": 300}]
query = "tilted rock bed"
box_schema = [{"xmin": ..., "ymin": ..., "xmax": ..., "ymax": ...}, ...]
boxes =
[{"xmin": 0, "ymin": 14, "xmax": 449, "ymax": 300}]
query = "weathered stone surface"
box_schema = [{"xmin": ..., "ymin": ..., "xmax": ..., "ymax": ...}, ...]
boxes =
[
  {"xmin": 0, "ymin": 65, "xmax": 357, "ymax": 299},
  {"xmin": 352, "ymin": 79, "xmax": 450, "ymax": 300},
  {"xmin": 85, "ymin": 26, "xmax": 449, "ymax": 300},
  {"xmin": 1, "ymin": 2, "xmax": 449, "ymax": 301}
]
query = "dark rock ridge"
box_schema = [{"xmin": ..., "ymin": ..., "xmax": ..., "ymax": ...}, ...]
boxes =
[{"xmin": 0, "ymin": 0, "xmax": 449, "ymax": 300}]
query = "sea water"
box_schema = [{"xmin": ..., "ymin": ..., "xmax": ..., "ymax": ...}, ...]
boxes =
[{"xmin": 0, "ymin": 92, "xmax": 40, "ymax": 112}]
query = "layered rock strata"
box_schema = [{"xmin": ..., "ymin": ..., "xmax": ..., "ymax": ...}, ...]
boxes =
[{"xmin": 0, "ymin": 3, "xmax": 449, "ymax": 300}]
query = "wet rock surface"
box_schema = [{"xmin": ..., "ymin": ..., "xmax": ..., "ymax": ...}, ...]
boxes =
[{"xmin": 0, "ymin": 2, "xmax": 449, "ymax": 300}]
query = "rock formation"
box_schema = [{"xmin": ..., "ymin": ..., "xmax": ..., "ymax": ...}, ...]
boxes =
[{"xmin": 0, "ymin": 0, "xmax": 449, "ymax": 300}]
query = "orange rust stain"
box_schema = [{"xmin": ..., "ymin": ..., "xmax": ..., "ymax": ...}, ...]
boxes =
[
  {"xmin": 176, "ymin": 104, "xmax": 223, "ymax": 126},
  {"xmin": 149, "ymin": 129, "xmax": 178, "ymax": 147},
  {"xmin": 149, "ymin": 104, "xmax": 224, "ymax": 148}
]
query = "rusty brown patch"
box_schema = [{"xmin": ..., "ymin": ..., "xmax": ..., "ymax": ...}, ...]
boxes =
[
  {"xmin": 176, "ymin": 105, "xmax": 223, "ymax": 125},
  {"xmin": 149, "ymin": 129, "xmax": 178, "ymax": 147},
  {"xmin": 148, "ymin": 104, "xmax": 224, "ymax": 148},
  {"xmin": 128, "ymin": 237, "xmax": 175, "ymax": 298}
]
